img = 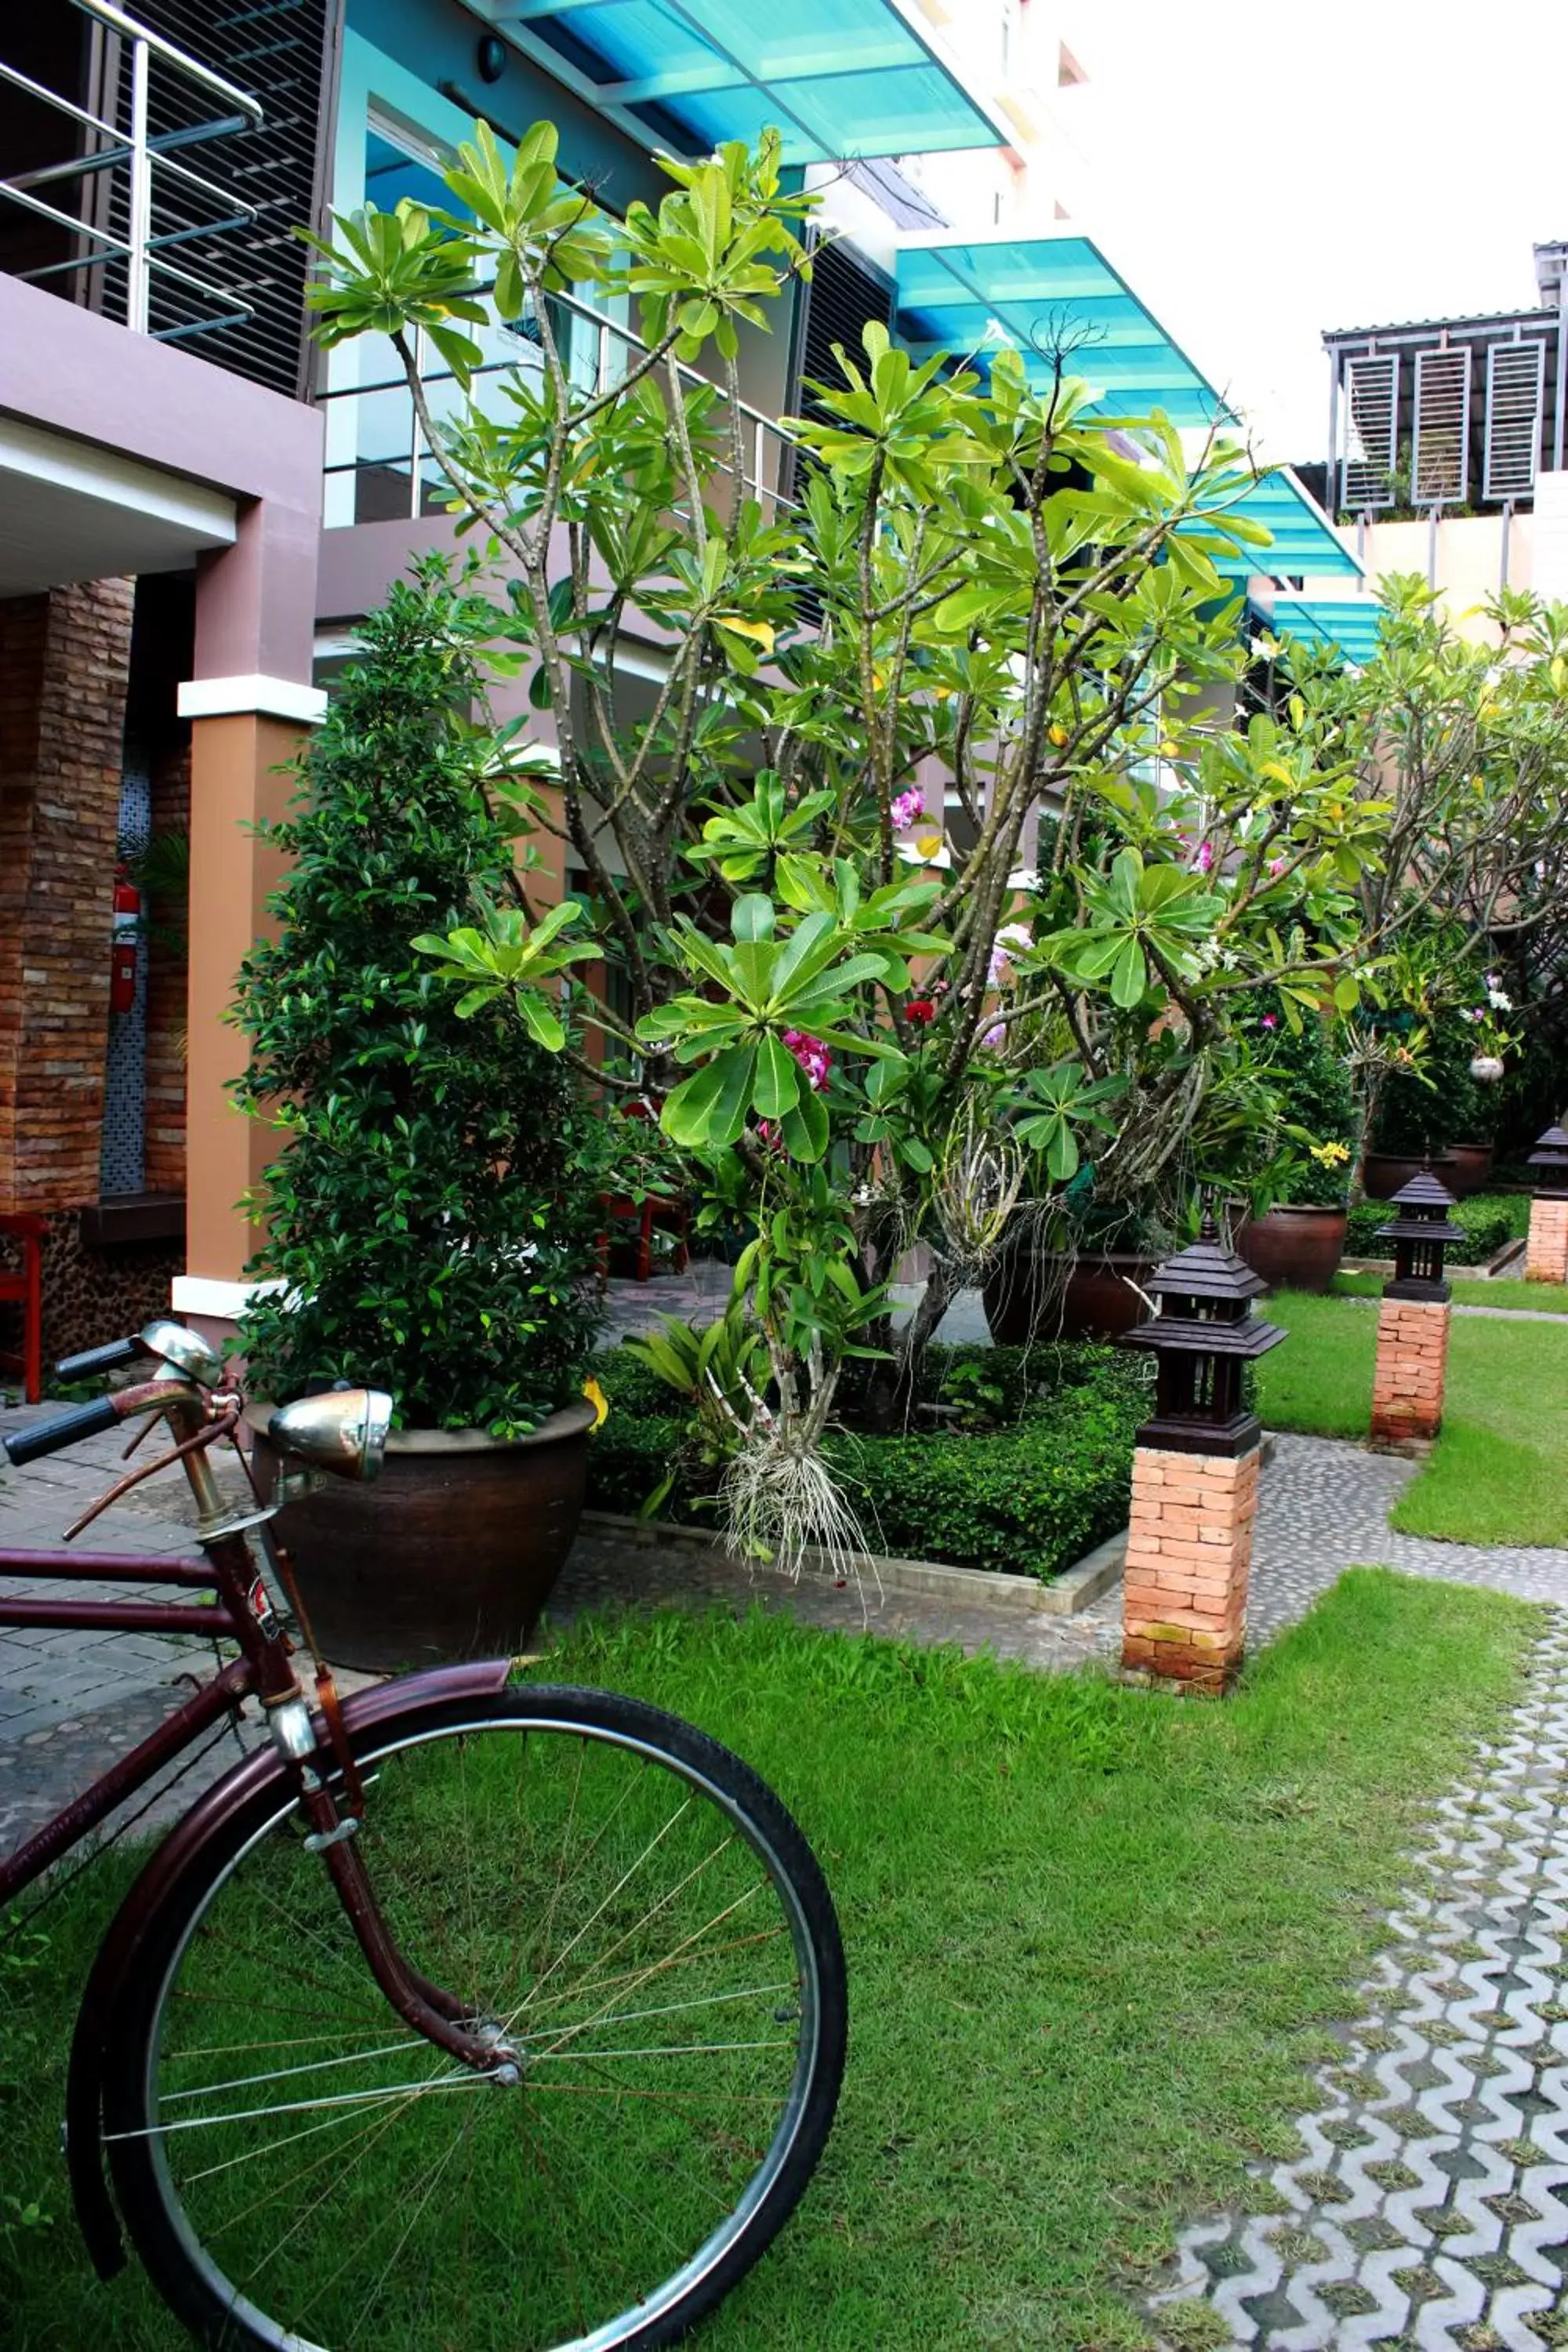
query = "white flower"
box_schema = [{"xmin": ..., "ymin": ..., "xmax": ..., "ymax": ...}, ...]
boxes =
[{"xmin": 1487, "ymin": 986, "xmax": 1512, "ymax": 1011}]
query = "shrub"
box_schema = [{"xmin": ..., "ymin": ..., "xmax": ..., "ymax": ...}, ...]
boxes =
[
  {"xmin": 586, "ymin": 1339, "xmax": 1147, "ymax": 1579},
  {"xmin": 233, "ymin": 570, "xmax": 601, "ymax": 1432},
  {"xmin": 1344, "ymin": 1190, "xmax": 1529, "ymax": 1263}
]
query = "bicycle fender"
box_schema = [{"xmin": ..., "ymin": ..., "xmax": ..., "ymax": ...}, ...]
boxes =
[{"xmin": 64, "ymin": 1656, "xmax": 514, "ymax": 2278}]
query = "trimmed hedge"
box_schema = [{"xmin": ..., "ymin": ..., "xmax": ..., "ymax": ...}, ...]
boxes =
[
  {"xmin": 1344, "ymin": 1190, "xmax": 1529, "ymax": 1264},
  {"xmin": 586, "ymin": 1340, "xmax": 1148, "ymax": 1581}
]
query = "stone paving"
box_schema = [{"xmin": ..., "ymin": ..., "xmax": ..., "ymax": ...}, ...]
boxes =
[{"xmin": 1152, "ymin": 1613, "xmax": 1568, "ymax": 2352}]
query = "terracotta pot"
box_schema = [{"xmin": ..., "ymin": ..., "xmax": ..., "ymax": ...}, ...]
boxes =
[
  {"xmin": 1445, "ymin": 1142, "xmax": 1494, "ymax": 1197},
  {"xmin": 1363, "ymin": 1151, "xmax": 1458, "ymax": 1200},
  {"xmin": 1236, "ymin": 1203, "xmax": 1347, "ymax": 1294},
  {"xmin": 247, "ymin": 1401, "xmax": 593, "ymax": 1671},
  {"xmin": 982, "ymin": 1247, "xmax": 1157, "ymax": 1344}
]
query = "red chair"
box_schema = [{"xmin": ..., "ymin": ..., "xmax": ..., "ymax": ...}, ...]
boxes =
[
  {"xmin": 0, "ymin": 1211, "xmax": 45, "ymax": 1405},
  {"xmin": 596, "ymin": 1100, "xmax": 690, "ymax": 1288}
]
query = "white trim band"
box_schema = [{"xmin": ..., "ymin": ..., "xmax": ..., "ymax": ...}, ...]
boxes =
[
  {"xmin": 177, "ymin": 674, "xmax": 328, "ymax": 725},
  {"xmin": 171, "ymin": 1275, "xmax": 286, "ymax": 1319}
]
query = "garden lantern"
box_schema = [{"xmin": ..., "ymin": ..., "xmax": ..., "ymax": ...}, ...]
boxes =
[
  {"xmin": 1121, "ymin": 1218, "xmax": 1284, "ymax": 1457},
  {"xmin": 1526, "ymin": 1123, "xmax": 1568, "ymax": 1197},
  {"xmin": 1374, "ymin": 1171, "xmax": 1464, "ymax": 1303},
  {"xmin": 1526, "ymin": 1123, "xmax": 1568, "ymax": 1283}
]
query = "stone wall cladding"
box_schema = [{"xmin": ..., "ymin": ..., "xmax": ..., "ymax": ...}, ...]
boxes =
[
  {"xmin": 1526, "ymin": 1195, "xmax": 1568, "ymax": 1285},
  {"xmin": 1370, "ymin": 1294, "xmax": 1450, "ymax": 1444},
  {"xmin": 1122, "ymin": 1443, "xmax": 1261, "ymax": 1690},
  {"xmin": 0, "ymin": 579, "xmax": 135, "ymax": 1216},
  {"xmin": 143, "ymin": 737, "xmax": 189, "ymax": 1196}
]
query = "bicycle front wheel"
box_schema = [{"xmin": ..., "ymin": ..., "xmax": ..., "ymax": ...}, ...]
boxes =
[{"xmin": 103, "ymin": 1683, "xmax": 847, "ymax": 2351}]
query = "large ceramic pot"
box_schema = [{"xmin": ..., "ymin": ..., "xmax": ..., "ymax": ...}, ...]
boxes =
[
  {"xmin": 1236, "ymin": 1203, "xmax": 1347, "ymax": 1294},
  {"xmin": 1445, "ymin": 1142, "xmax": 1494, "ymax": 1197},
  {"xmin": 982, "ymin": 1247, "xmax": 1158, "ymax": 1344},
  {"xmin": 1363, "ymin": 1150, "xmax": 1458, "ymax": 1200},
  {"xmin": 247, "ymin": 1400, "xmax": 594, "ymax": 1671}
]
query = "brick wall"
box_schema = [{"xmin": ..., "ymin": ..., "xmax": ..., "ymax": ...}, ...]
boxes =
[
  {"xmin": 0, "ymin": 579, "xmax": 135, "ymax": 1215},
  {"xmin": 1122, "ymin": 1443, "xmax": 1261, "ymax": 1690},
  {"xmin": 1526, "ymin": 1196, "xmax": 1568, "ymax": 1286},
  {"xmin": 1370, "ymin": 1295, "xmax": 1450, "ymax": 1444}
]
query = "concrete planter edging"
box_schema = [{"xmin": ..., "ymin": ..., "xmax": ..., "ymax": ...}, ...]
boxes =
[{"xmin": 576, "ymin": 1509, "xmax": 1127, "ymax": 1617}]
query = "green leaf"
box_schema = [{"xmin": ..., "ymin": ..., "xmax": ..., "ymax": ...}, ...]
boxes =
[
  {"xmin": 1110, "ymin": 938, "xmax": 1148, "ymax": 1008},
  {"xmin": 753, "ymin": 1033, "xmax": 801, "ymax": 1118},
  {"xmin": 779, "ymin": 1083, "xmax": 829, "ymax": 1160}
]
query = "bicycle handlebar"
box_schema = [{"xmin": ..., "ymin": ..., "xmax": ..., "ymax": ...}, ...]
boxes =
[
  {"xmin": 55, "ymin": 1335, "xmax": 143, "ymax": 1381},
  {"xmin": 2, "ymin": 1394, "xmax": 122, "ymax": 1468}
]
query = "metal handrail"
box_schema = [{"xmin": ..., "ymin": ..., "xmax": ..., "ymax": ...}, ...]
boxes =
[
  {"xmin": 319, "ymin": 281, "xmax": 799, "ymax": 521},
  {"xmin": 0, "ymin": 0, "xmax": 263, "ymax": 338}
]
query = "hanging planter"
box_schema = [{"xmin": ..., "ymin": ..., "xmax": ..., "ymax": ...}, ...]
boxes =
[{"xmin": 1469, "ymin": 1054, "xmax": 1505, "ymax": 1084}]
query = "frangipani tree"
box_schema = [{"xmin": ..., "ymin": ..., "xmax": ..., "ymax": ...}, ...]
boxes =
[{"xmin": 307, "ymin": 121, "xmax": 1384, "ymax": 1561}]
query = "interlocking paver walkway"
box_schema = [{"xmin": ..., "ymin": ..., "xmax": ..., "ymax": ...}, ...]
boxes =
[{"xmin": 1152, "ymin": 1613, "xmax": 1568, "ymax": 2351}]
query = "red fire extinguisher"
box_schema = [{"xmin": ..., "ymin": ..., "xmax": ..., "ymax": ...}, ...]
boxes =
[{"xmin": 111, "ymin": 869, "xmax": 140, "ymax": 1015}]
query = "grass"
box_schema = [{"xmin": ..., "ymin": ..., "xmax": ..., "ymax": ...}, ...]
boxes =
[
  {"xmin": 1, "ymin": 1577, "xmax": 1539, "ymax": 2350},
  {"xmin": 1332, "ymin": 1269, "xmax": 1568, "ymax": 1314},
  {"xmin": 1258, "ymin": 1290, "xmax": 1568, "ymax": 1547}
]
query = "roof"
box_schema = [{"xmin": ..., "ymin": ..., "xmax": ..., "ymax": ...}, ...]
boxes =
[
  {"xmin": 894, "ymin": 230, "xmax": 1228, "ymax": 427},
  {"xmin": 1256, "ymin": 593, "xmax": 1383, "ymax": 664},
  {"xmin": 1323, "ymin": 306, "xmax": 1555, "ymax": 346},
  {"xmin": 485, "ymin": 0, "xmax": 1007, "ymax": 164},
  {"xmin": 892, "ymin": 233, "xmax": 1362, "ymax": 579}
]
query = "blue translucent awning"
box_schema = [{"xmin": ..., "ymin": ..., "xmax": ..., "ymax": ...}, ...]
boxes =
[
  {"xmin": 1216, "ymin": 470, "xmax": 1361, "ymax": 582},
  {"xmin": 1256, "ymin": 595, "xmax": 1383, "ymax": 665},
  {"xmin": 493, "ymin": 0, "xmax": 1004, "ymax": 162},
  {"xmin": 894, "ymin": 234, "xmax": 1230, "ymax": 428}
]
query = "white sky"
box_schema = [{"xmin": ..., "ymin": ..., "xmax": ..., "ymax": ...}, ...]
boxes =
[{"xmin": 1060, "ymin": 0, "xmax": 1568, "ymax": 464}]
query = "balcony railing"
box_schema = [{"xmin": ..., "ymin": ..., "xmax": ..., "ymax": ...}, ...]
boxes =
[
  {"xmin": 319, "ymin": 284, "xmax": 798, "ymax": 530},
  {"xmin": 0, "ymin": 0, "xmax": 263, "ymax": 342}
]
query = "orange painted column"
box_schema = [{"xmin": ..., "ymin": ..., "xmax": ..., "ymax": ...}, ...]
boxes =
[{"xmin": 180, "ymin": 702, "xmax": 321, "ymax": 1294}]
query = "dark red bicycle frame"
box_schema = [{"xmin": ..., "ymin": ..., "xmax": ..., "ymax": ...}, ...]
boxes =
[{"xmin": 0, "ymin": 1378, "xmax": 508, "ymax": 2076}]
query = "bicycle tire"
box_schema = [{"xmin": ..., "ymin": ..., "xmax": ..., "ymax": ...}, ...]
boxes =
[{"xmin": 101, "ymin": 1682, "xmax": 847, "ymax": 2351}]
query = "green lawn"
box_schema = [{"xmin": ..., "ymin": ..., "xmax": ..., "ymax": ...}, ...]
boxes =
[
  {"xmin": 1258, "ymin": 1290, "xmax": 1568, "ymax": 1546},
  {"xmin": 1333, "ymin": 1269, "xmax": 1568, "ymax": 1314},
  {"xmin": 2, "ymin": 1581, "xmax": 1538, "ymax": 2350}
]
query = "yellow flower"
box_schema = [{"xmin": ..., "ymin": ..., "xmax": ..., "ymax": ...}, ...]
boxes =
[
  {"xmin": 1308, "ymin": 1140, "xmax": 1350, "ymax": 1167},
  {"xmin": 583, "ymin": 1376, "xmax": 609, "ymax": 1430}
]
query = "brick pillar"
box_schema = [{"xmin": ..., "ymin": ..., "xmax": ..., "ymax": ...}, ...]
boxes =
[
  {"xmin": 1370, "ymin": 1295, "xmax": 1450, "ymax": 1443},
  {"xmin": 0, "ymin": 579, "xmax": 135, "ymax": 1216},
  {"xmin": 1526, "ymin": 1196, "xmax": 1568, "ymax": 1284},
  {"xmin": 1122, "ymin": 1443, "xmax": 1261, "ymax": 1692}
]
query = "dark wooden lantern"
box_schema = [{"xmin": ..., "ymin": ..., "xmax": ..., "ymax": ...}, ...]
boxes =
[
  {"xmin": 1121, "ymin": 1218, "xmax": 1283, "ymax": 1456},
  {"xmin": 1526, "ymin": 1123, "xmax": 1568, "ymax": 1200},
  {"xmin": 1374, "ymin": 1170, "xmax": 1463, "ymax": 1301}
]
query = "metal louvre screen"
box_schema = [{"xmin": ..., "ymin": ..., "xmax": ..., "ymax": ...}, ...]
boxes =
[
  {"xmin": 1485, "ymin": 341, "xmax": 1546, "ymax": 501},
  {"xmin": 1411, "ymin": 348, "xmax": 1471, "ymax": 506},
  {"xmin": 1341, "ymin": 352, "xmax": 1398, "ymax": 509}
]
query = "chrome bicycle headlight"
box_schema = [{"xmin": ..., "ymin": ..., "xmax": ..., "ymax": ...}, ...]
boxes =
[
  {"xmin": 267, "ymin": 1388, "xmax": 394, "ymax": 1483},
  {"xmin": 140, "ymin": 1318, "xmax": 224, "ymax": 1390}
]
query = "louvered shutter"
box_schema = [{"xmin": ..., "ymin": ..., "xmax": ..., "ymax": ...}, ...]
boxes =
[
  {"xmin": 1340, "ymin": 353, "xmax": 1399, "ymax": 509},
  {"xmin": 1411, "ymin": 348, "xmax": 1471, "ymax": 506},
  {"xmin": 1485, "ymin": 342, "xmax": 1546, "ymax": 501}
]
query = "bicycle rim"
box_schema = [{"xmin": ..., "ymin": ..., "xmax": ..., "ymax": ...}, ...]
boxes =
[{"xmin": 104, "ymin": 1687, "xmax": 845, "ymax": 2351}]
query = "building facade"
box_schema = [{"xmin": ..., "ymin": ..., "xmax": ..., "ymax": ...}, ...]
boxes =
[{"xmin": 0, "ymin": 0, "xmax": 1345, "ymax": 1363}]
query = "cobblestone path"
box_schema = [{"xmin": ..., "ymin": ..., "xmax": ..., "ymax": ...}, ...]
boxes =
[{"xmin": 1152, "ymin": 1614, "xmax": 1568, "ymax": 2350}]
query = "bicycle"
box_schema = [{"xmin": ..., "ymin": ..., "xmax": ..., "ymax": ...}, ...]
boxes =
[{"xmin": 0, "ymin": 1319, "xmax": 847, "ymax": 2350}]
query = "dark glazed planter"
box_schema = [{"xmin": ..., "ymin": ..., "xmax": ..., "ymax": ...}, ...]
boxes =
[
  {"xmin": 1445, "ymin": 1142, "xmax": 1494, "ymax": 1197},
  {"xmin": 1236, "ymin": 1203, "xmax": 1348, "ymax": 1294},
  {"xmin": 982, "ymin": 1247, "xmax": 1158, "ymax": 1344},
  {"xmin": 248, "ymin": 1401, "xmax": 593, "ymax": 1671},
  {"xmin": 1363, "ymin": 1151, "xmax": 1458, "ymax": 1200}
]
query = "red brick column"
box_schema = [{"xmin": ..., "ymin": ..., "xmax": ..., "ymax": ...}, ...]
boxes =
[
  {"xmin": 1122, "ymin": 1444, "xmax": 1261, "ymax": 1692},
  {"xmin": 1526, "ymin": 1196, "xmax": 1568, "ymax": 1285},
  {"xmin": 1370, "ymin": 1296, "xmax": 1450, "ymax": 1443}
]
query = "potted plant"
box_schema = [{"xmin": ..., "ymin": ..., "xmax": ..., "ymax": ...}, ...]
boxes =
[
  {"xmin": 1235, "ymin": 1003, "xmax": 1354, "ymax": 1290},
  {"xmin": 233, "ymin": 569, "xmax": 604, "ymax": 1671}
]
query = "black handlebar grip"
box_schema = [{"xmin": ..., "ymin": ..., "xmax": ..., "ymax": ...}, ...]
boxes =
[
  {"xmin": 54, "ymin": 1335, "xmax": 141, "ymax": 1381},
  {"xmin": 2, "ymin": 1394, "xmax": 121, "ymax": 1468}
]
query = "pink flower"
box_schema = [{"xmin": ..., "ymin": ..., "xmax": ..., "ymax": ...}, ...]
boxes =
[
  {"xmin": 890, "ymin": 787, "xmax": 925, "ymax": 831},
  {"xmin": 1261, "ymin": 1014, "xmax": 1277, "ymax": 1030},
  {"xmin": 987, "ymin": 922, "xmax": 1032, "ymax": 988},
  {"xmin": 782, "ymin": 1029, "xmax": 832, "ymax": 1091},
  {"xmin": 1268, "ymin": 856, "xmax": 1287, "ymax": 878},
  {"xmin": 1192, "ymin": 840, "xmax": 1214, "ymax": 873}
]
